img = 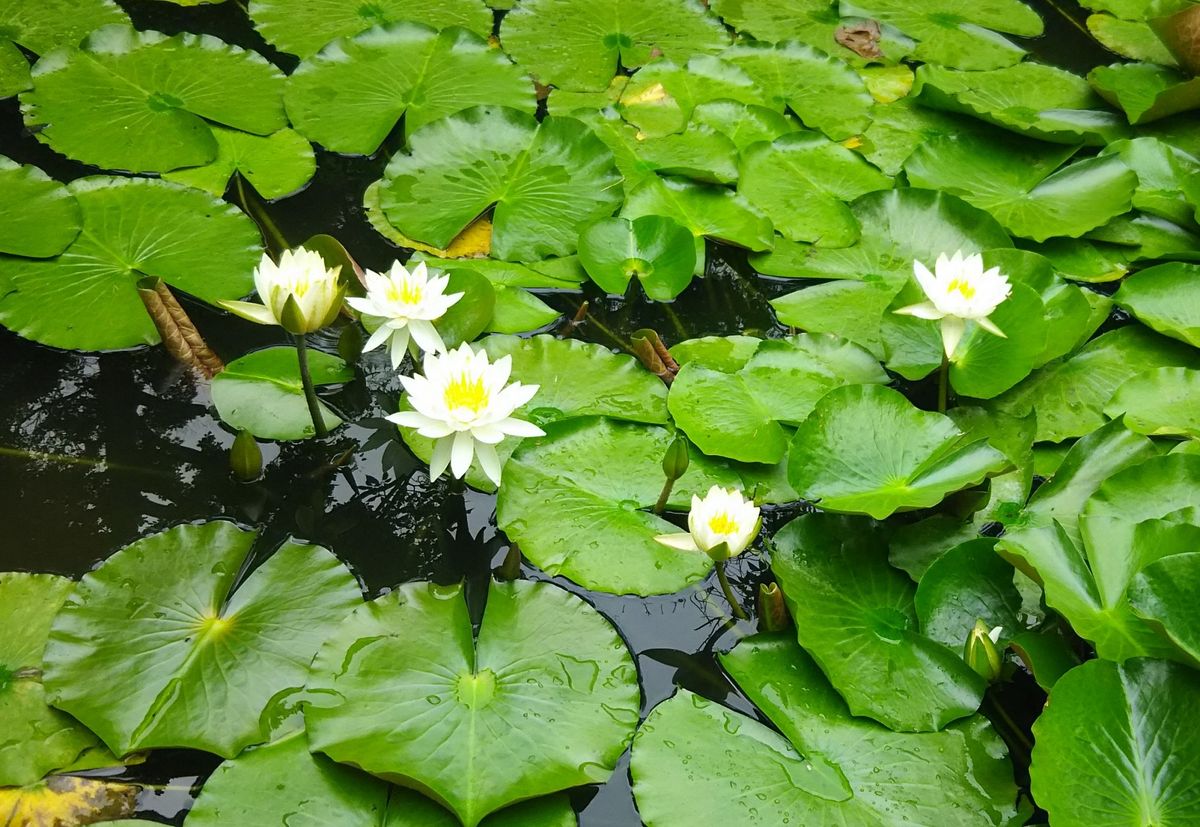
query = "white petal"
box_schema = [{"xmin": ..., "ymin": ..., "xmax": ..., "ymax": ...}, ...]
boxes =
[
  {"xmin": 450, "ymin": 430, "xmax": 475, "ymax": 478},
  {"xmin": 494, "ymin": 417, "xmax": 546, "ymax": 438},
  {"xmin": 655, "ymin": 533, "xmax": 702, "ymax": 552},
  {"xmin": 940, "ymin": 316, "xmax": 967, "ymax": 359},
  {"xmin": 977, "ymin": 316, "xmax": 1007, "ymax": 338},
  {"xmin": 894, "ymin": 302, "xmax": 944, "ymax": 320},
  {"xmin": 912, "ymin": 259, "xmax": 938, "ymax": 299},
  {"xmin": 476, "ymin": 442, "xmax": 502, "ymax": 486},
  {"xmin": 389, "ymin": 328, "xmax": 411, "ymax": 368},
  {"xmin": 409, "ymin": 319, "xmax": 446, "ymax": 354},
  {"xmin": 429, "ymin": 438, "xmax": 452, "ymax": 481},
  {"xmin": 362, "ymin": 323, "xmax": 392, "ymax": 353}
]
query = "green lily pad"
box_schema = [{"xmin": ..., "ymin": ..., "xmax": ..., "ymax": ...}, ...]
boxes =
[
  {"xmin": 913, "ymin": 539, "xmax": 1024, "ymax": 650},
  {"xmin": 188, "ymin": 730, "xmax": 577, "ymax": 826},
  {"xmin": 212, "ymin": 347, "xmax": 353, "ymax": 441},
  {"xmin": 23, "ymin": 26, "xmax": 287, "ymax": 173},
  {"xmin": 615, "ymin": 55, "xmax": 769, "ymax": 138},
  {"xmin": 788, "ymin": 384, "xmax": 1009, "ymax": 519},
  {"xmin": 771, "ymin": 515, "xmax": 986, "ymax": 730},
  {"xmin": 1088, "ymin": 14, "xmax": 1180, "ymax": 65},
  {"xmin": 285, "ymin": 24, "xmax": 536, "ymax": 156},
  {"xmin": 690, "ymin": 100, "xmax": 801, "ymax": 151},
  {"xmin": 1106, "ymin": 367, "xmax": 1200, "ymax": 438},
  {"xmin": 496, "ymin": 417, "xmax": 742, "ymax": 594},
  {"xmin": 0, "ymin": 41, "xmax": 29, "ymax": 98},
  {"xmin": 380, "ymin": 107, "xmax": 621, "ymax": 261},
  {"xmin": 162, "ymin": 127, "xmax": 315, "ymax": 200},
  {"xmin": 839, "ymin": 0, "xmax": 1042, "ymax": 69},
  {"xmin": 43, "ymin": 522, "xmax": 363, "ymax": 758},
  {"xmin": 0, "ymin": 177, "xmax": 260, "ymax": 351},
  {"xmin": 577, "ymin": 215, "xmax": 698, "ymax": 300},
  {"xmin": 709, "ymin": 0, "xmax": 913, "ymax": 62},
  {"xmin": 488, "ymin": 286, "xmax": 559, "ymax": 333},
  {"xmin": 669, "ymin": 334, "xmax": 762, "ymax": 370},
  {"xmin": 914, "ymin": 62, "xmax": 1129, "ymax": 145},
  {"xmin": 633, "ymin": 635, "xmax": 1023, "ymax": 825},
  {"xmin": 1085, "ymin": 211, "xmax": 1200, "ymax": 262},
  {"xmin": 1129, "ymin": 553, "xmax": 1200, "ymax": 663},
  {"xmin": 904, "ymin": 132, "xmax": 1136, "ymax": 241},
  {"xmin": 247, "ymin": 0, "xmax": 493, "ymax": 59},
  {"xmin": 305, "ymin": 579, "xmax": 638, "ymax": 827},
  {"xmin": 1114, "ymin": 261, "xmax": 1200, "ymax": 347},
  {"xmin": 628, "ymin": 125, "xmax": 740, "ymax": 185},
  {"xmin": 0, "ymin": 155, "xmax": 80, "ymax": 257},
  {"xmin": 854, "ymin": 95, "xmax": 986, "ymax": 176},
  {"xmin": 668, "ymin": 334, "xmax": 888, "ymax": 464},
  {"xmin": 1031, "ymin": 658, "xmax": 1200, "ymax": 826},
  {"xmin": 988, "ymin": 326, "xmax": 1200, "ymax": 442},
  {"xmin": 723, "ymin": 40, "xmax": 874, "ymax": 141},
  {"xmin": 499, "ymin": 0, "xmax": 729, "ymax": 91},
  {"xmin": 0, "ymin": 0, "xmax": 128, "ymax": 98},
  {"xmin": 1090, "ymin": 61, "xmax": 1200, "ymax": 123},
  {"xmin": 1098, "ymin": 137, "xmax": 1200, "ymax": 225},
  {"xmin": 738, "ymin": 131, "xmax": 892, "ymax": 246},
  {"xmin": 0, "ymin": 573, "xmax": 108, "ymax": 787}
]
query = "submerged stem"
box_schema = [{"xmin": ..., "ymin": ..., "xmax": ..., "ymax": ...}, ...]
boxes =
[
  {"xmin": 234, "ymin": 174, "xmax": 290, "ymax": 255},
  {"xmin": 715, "ymin": 562, "xmax": 748, "ymax": 620},
  {"xmin": 937, "ymin": 354, "xmax": 949, "ymax": 414},
  {"xmin": 294, "ymin": 334, "xmax": 329, "ymax": 438}
]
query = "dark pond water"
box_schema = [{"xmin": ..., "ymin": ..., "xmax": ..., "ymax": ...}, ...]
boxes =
[{"xmin": 0, "ymin": 0, "xmax": 1112, "ymax": 823}]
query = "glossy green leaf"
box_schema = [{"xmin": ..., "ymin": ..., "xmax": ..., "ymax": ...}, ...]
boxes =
[
  {"xmin": 904, "ymin": 132, "xmax": 1136, "ymax": 241},
  {"xmin": 788, "ymin": 385, "xmax": 1010, "ymax": 519},
  {"xmin": 669, "ymin": 334, "xmax": 762, "ymax": 370},
  {"xmin": 285, "ymin": 24, "xmax": 536, "ymax": 156},
  {"xmin": 1031, "ymin": 658, "xmax": 1200, "ymax": 826},
  {"xmin": 1114, "ymin": 261, "xmax": 1200, "ymax": 347},
  {"xmin": 1090, "ymin": 61, "xmax": 1200, "ymax": 123},
  {"xmin": 1032, "ymin": 236, "xmax": 1132, "ymax": 282},
  {"xmin": 616, "ymin": 55, "xmax": 769, "ymax": 138},
  {"xmin": 1088, "ymin": 13, "xmax": 1180, "ymax": 64},
  {"xmin": 162, "ymin": 127, "xmax": 315, "ymax": 200},
  {"xmin": 1129, "ymin": 552, "xmax": 1200, "ymax": 663},
  {"xmin": 1106, "ymin": 366, "xmax": 1200, "ymax": 437},
  {"xmin": 854, "ymin": 95, "xmax": 987, "ymax": 177},
  {"xmin": 305, "ymin": 580, "xmax": 638, "ymax": 826},
  {"xmin": 578, "ymin": 215, "xmax": 697, "ymax": 300},
  {"xmin": 914, "ymin": 62, "xmax": 1129, "ymax": 145},
  {"xmin": 1099, "ymin": 136, "xmax": 1200, "ymax": 225},
  {"xmin": 380, "ymin": 107, "xmax": 621, "ymax": 261},
  {"xmin": 43, "ymin": 523, "xmax": 363, "ymax": 758},
  {"xmin": 500, "ymin": 0, "xmax": 729, "ymax": 91},
  {"xmin": 914, "ymin": 539, "xmax": 1023, "ymax": 650},
  {"xmin": 840, "ymin": 0, "xmax": 1042, "ymax": 69},
  {"xmin": 496, "ymin": 417, "xmax": 742, "ymax": 594},
  {"xmin": 247, "ymin": 0, "xmax": 493, "ymax": 59},
  {"xmin": 772, "ymin": 515, "xmax": 986, "ymax": 730},
  {"xmin": 0, "ymin": 155, "xmax": 80, "ymax": 257},
  {"xmin": 630, "ymin": 125, "xmax": 740, "ymax": 185},
  {"xmin": 0, "ymin": 0, "xmax": 129, "ymax": 74},
  {"xmin": 0, "ymin": 177, "xmax": 260, "ymax": 351},
  {"xmin": 0, "ymin": 573, "xmax": 107, "ymax": 787},
  {"xmin": 0, "ymin": 41, "xmax": 29, "ymax": 98},
  {"xmin": 23, "ymin": 26, "xmax": 286, "ymax": 173},
  {"xmin": 212, "ymin": 347, "xmax": 353, "ymax": 441},
  {"xmin": 738, "ymin": 131, "xmax": 892, "ymax": 246},
  {"xmin": 489, "ymin": 286, "xmax": 559, "ymax": 333},
  {"xmin": 710, "ymin": 0, "xmax": 913, "ymax": 61},
  {"xmin": 632, "ymin": 635, "xmax": 1023, "ymax": 825},
  {"xmin": 690, "ymin": 100, "xmax": 801, "ymax": 151}
]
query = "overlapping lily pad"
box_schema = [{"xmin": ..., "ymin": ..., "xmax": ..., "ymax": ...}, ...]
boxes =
[
  {"xmin": 500, "ymin": 0, "xmax": 729, "ymax": 91},
  {"xmin": 0, "ymin": 0, "xmax": 129, "ymax": 97},
  {"xmin": 162, "ymin": 126, "xmax": 315, "ymax": 200},
  {"xmin": 1106, "ymin": 367, "xmax": 1200, "ymax": 437},
  {"xmin": 1129, "ymin": 553, "xmax": 1200, "ymax": 662},
  {"xmin": 43, "ymin": 522, "xmax": 363, "ymax": 757},
  {"xmin": 247, "ymin": 0, "xmax": 494, "ymax": 59},
  {"xmin": 496, "ymin": 417, "xmax": 743, "ymax": 594},
  {"xmin": 577, "ymin": 215, "xmax": 697, "ymax": 299},
  {"xmin": 379, "ymin": 107, "xmax": 621, "ymax": 261},
  {"xmin": 1114, "ymin": 261, "xmax": 1200, "ymax": 346},
  {"xmin": 710, "ymin": 0, "xmax": 913, "ymax": 61},
  {"xmin": 305, "ymin": 579, "xmax": 638, "ymax": 826},
  {"xmin": 616, "ymin": 55, "xmax": 768, "ymax": 138},
  {"xmin": 913, "ymin": 539, "xmax": 1024, "ymax": 650},
  {"xmin": 1087, "ymin": 13, "xmax": 1179, "ymax": 64},
  {"xmin": 632, "ymin": 634, "xmax": 1022, "ymax": 824},
  {"xmin": 1099, "ymin": 137, "xmax": 1200, "ymax": 225},
  {"xmin": 1090, "ymin": 61, "xmax": 1200, "ymax": 123},
  {"xmin": 0, "ymin": 156, "xmax": 80, "ymax": 257},
  {"xmin": 23, "ymin": 26, "xmax": 287, "ymax": 173},
  {"xmin": 285, "ymin": 24, "xmax": 536, "ymax": 155},
  {"xmin": 0, "ymin": 177, "xmax": 261, "ymax": 351}
]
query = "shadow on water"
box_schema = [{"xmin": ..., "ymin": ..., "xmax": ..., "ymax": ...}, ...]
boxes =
[{"xmin": 0, "ymin": 0, "xmax": 1107, "ymax": 822}]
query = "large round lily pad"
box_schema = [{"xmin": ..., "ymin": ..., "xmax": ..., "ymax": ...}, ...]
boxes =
[
  {"xmin": 23, "ymin": 26, "xmax": 286, "ymax": 173},
  {"xmin": 247, "ymin": 0, "xmax": 493, "ymax": 59},
  {"xmin": 496, "ymin": 417, "xmax": 742, "ymax": 595},
  {"xmin": 577, "ymin": 215, "xmax": 697, "ymax": 300},
  {"xmin": 788, "ymin": 385, "xmax": 1009, "ymax": 519},
  {"xmin": 0, "ymin": 177, "xmax": 261, "ymax": 351},
  {"xmin": 1031, "ymin": 658, "xmax": 1200, "ymax": 826},
  {"xmin": 772, "ymin": 514, "xmax": 986, "ymax": 731},
  {"xmin": 379, "ymin": 107, "xmax": 621, "ymax": 261},
  {"xmin": 0, "ymin": 573, "xmax": 107, "ymax": 787},
  {"xmin": 632, "ymin": 634, "xmax": 1023, "ymax": 825},
  {"xmin": 1113, "ymin": 261, "xmax": 1200, "ymax": 347},
  {"xmin": 0, "ymin": 155, "xmax": 80, "ymax": 257},
  {"xmin": 499, "ymin": 0, "xmax": 729, "ymax": 91},
  {"xmin": 305, "ymin": 579, "xmax": 638, "ymax": 827},
  {"xmin": 285, "ymin": 24, "xmax": 536, "ymax": 156},
  {"xmin": 43, "ymin": 522, "xmax": 363, "ymax": 758}
]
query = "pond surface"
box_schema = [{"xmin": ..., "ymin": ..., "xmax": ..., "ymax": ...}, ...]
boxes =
[{"xmin": 0, "ymin": 0, "xmax": 1114, "ymax": 823}]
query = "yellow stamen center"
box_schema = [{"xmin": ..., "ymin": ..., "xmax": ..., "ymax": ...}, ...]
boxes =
[
  {"xmin": 388, "ymin": 279, "xmax": 423, "ymax": 305},
  {"xmin": 947, "ymin": 279, "xmax": 976, "ymax": 299},
  {"xmin": 444, "ymin": 374, "xmax": 490, "ymax": 414},
  {"xmin": 707, "ymin": 512, "xmax": 740, "ymax": 535}
]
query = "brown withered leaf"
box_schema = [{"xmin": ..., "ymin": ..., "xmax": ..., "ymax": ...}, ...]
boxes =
[{"xmin": 836, "ymin": 20, "xmax": 884, "ymax": 60}]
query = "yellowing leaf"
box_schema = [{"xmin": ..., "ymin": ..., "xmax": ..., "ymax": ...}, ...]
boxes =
[{"xmin": 0, "ymin": 776, "xmax": 138, "ymax": 827}]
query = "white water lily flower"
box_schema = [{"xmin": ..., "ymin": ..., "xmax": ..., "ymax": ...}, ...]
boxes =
[
  {"xmin": 655, "ymin": 485, "xmax": 762, "ymax": 562},
  {"xmin": 220, "ymin": 247, "xmax": 344, "ymax": 334},
  {"xmin": 345, "ymin": 260, "xmax": 464, "ymax": 368},
  {"xmin": 386, "ymin": 343, "xmax": 545, "ymax": 485},
  {"xmin": 894, "ymin": 250, "xmax": 1012, "ymax": 359}
]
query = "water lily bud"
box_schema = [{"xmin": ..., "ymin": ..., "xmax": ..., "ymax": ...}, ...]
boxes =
[
  {"xmin": 230, "ymin": 430, "xmax": 262, "ymax": 482},
  {"xmin": 655, "ymin": 485, "xmax": 762, "ymax": 562},
  {"xmin": 496, "ymin": 545, "xmax": 522, "ymax": 581},
  {"xmin": 756, "ymin": 582, "xmax": 791, "ymax": 632},
  {"xmin": 220, "ymin": 247, "xmax": 346, "ymax": 334},
  {"xmin": 662, "ymin": 435, "xmax": 690, "ymax": 481},
  {"xmin": 964, "ymin": 619, "xmax": 1004, "ymax": 682}
]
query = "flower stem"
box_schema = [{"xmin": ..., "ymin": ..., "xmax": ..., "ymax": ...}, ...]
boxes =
[
  {"xmin": 653, "ymin": 477, "xmax": 675, "ymax": 515},
  {"xmin": 294, "ymin": 334, "xmax": 328, "ymax": 438},
  {"xmin": 716, "ymin": 562, "xmax": 748, "ymax": 620},
  {"xmin": 937, "ymin": 354, "xmax": 949, "ymax": 414}
]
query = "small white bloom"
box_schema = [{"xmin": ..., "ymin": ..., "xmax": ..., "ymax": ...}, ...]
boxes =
[
  {"xmin": 894, "ymin": 250, "xmax": 1012, "ymax": 359},
  {"xmin": 386, "ymin": 343, "xmax": 545, "ymax": 485},
  {"xmin": 345, "ymin": 260, "xmax": 463, "ymax": 368},
  {"xmin": 655, "ymin": 485, "xmax": 762, "ymax": 562},
  {"xmin": 220, "ymin": 247, "xmax": 344, "ymax": 334},
  {"xmin": 988, "ymin": 625, "xmax": 1004, "ymax": 644}
]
